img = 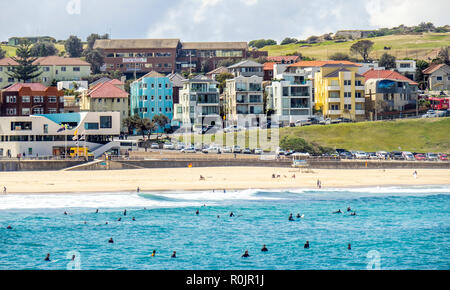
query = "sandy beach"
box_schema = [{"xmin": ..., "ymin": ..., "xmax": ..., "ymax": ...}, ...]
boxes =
[{"xmin": 0, "ymin": 167, "xmax": 449, "ymax": 194}]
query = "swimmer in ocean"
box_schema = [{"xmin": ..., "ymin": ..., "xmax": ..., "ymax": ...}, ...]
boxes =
[
  {"xmin": 6, "ymin": 225, "xmax": 12, "ymax": 230},
  {"xmin": 304, "ymin": 241, "xmax": 310, "ymax": 249},
  {"xmin": 117, "ymin": 218, "xmax": 122, "ymax": 221},
  {"xmin": 108, "ymin": 238, "xmax": 114, "ymax": 244},
  {"xmin": 44, "ymin": 253, "xmax": 51, "ymax": 261},
  {"xmin": 289, "ymin": 213, "xmax": 294, "ymax": 221},
  {"xmin": 230, "ymin": 212, "xmax": 235, "ymax": 217},
  {"xmin": 152, "ymin": 250, "xmax": 156, "ymax": 257},
  {"xmin": 123, "ymin": 209, "xmax": 127, "ymax": 216},
  {"xmin": 96, "ymin": 209, "xmax": 99, "ymax": 214},
  {"xmin": 351, "ymin": 212, "xmax": 357, "ymax": 216},
  {"xmin": 347, "ymin": 207, "xmax": 351, "ymax": 212},
  {"xmin": 348, "ymin": 243, "xmax": 352, "ymax": 250},
  {"xmin": 196, "ymin": 210, "xmax": 199, "ymax": 215},
  {"xmin": 242, "ymin": 250, "xmax": 250, "ymax": 258},
  {"xmin": 171, "ymin": 251, "xmax": 177, "ymax": 258},
  {"xmin": 261, "ymin": 245, "xmax": 268, "ymax": 252}
]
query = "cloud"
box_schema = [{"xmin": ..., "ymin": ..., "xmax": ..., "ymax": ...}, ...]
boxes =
[{"xmin": 365, "ymin": 0, "xmax": 450, "ymax": 28}]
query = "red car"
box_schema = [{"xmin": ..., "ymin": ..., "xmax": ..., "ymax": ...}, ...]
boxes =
[
  {"xmin": 414, "ymin": 154, "xmax": 426, "ymax": 161},
  {"xmin": 439, "ymin": 154, "xmax": 449, "ymax": 161}
]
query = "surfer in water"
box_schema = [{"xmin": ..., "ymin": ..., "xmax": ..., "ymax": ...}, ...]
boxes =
[
  {"xmin": 108, "ymin": 238, "xmax": 114, "ymax": 244},
  {"xmin": 304, "ymin": 241, "xmax": 310, "ymax": 249},
  {"xmin": 152, "ymin": 250, "xmax": 156, "ymax": 257},
  {"xmin": 333, "ymin": 209, "xmax": 342, "ymax": 214},
  {"xmin": 242, "ymin": 250, "xmax": 250, "ymax": 258},
  {"xmin": 289, "ymin": 213, "xmax": 294, "ymax": 221},
  {"xmin": 261, "ymin": 245, "xmax": 268, "ymax": 252},
  {"xmin": 44, "ymin": 253, "xmax": 51, "ymax": 261},
  {"xmin": 171, "ymin": 251, "xmax": 177, "ymax": 258}
]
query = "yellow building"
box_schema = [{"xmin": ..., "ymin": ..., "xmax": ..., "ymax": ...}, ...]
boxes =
[
  {"xmin": 313, "ymin": 62, "xmax": 366, "ymax": 121},
  {"xmin": 80, "ymin": 80, "xmax": 129, "ymax": 132}
]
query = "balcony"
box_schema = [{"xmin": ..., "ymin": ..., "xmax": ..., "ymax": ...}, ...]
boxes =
[
  {"xmin": 328, "ymin": 110, "xmax": 342, "ymax": 115},
  {"xmin": 328, "ymin": 98, "xmax": 341, "ymax": 103},
  {"xmin": 328, "ymin": 86, "xmax": 341, "ymax": 91},
  {"xmin": 355, "ymin": 86, "xmax": 365, "ymax": 90},
  {"xmin": 355, "ymin": 98, "xmax": 365, "ymax": 103},
  {"xmin": 356, "ymin": 110, "xmax": 366, "ymax": 115}
]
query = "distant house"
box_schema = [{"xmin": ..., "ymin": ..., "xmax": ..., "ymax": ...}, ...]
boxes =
[
  {"xmin": 263, "ymin": 62, "xmax": 275, "ymax": 81},
  {"xmin": 8, "ymin": 36, "xmax": 56, "ymax": 46},
  {"xmin": 228, "ymin": 60, "xmax": 264, "ymax": 78},
  {"xmin": 0, "ymin": 56, "xmax": 91, "ymax": 89},
  {"xmin": 205, "ymin": 66, "xmax": 229, "ymax": 81},
  {"xmin": 422, "ymin": 64, "xmax": 450, "ymax": 92},
  {"xmin": 0, "ymin": 83, "xmax": 64, "ymax": 116},
  {"xmin": 266, "ymin": 56, "xmax": 300, "ymax": 64},
  {"xmin": 363, "ymin": 69, "xmax": 419, "ymax": 120},
  {"xmin": 80, "ymin": 81, "xmax": 129, "ymax": 132}
]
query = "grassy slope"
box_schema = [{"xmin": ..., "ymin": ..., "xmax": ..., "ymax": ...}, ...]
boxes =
[
  {"xmin": 0, "ymin": 43, "xmax": 87, "ymax": 57},
  {"xmin": 260, "ymin": 33, "xmax": 450, "ymax": 61},
  {"xmin": 281, "ymin": 117, "xmax": 450, "ymax": 153}
]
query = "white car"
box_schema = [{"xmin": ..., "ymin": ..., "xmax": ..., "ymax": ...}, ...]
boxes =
[
  {"xmin": 254, "ymin": 148, "xmax": 263, "ymax": 155},
  {"xmin": 222, "ymin": 146, "xmax": 232, "ymax": 153},
  {"xmin": 181, "ymin": 146, "xmax": 196, "ymax": 153},
  {"xmin": 402, "ymin": 151, "xmax": 415, "ymax": 161},
  {"xmin": 150, "ymin": 143, "xmax": 160, "ymax": 149},
  {"xmin": 163, "ymin": 143, "xmax": 175, "ymax": 150},
  {"xmin": 203, "ymin": 147, "xmax": 221, "ymax": 154},
  {"xmin": 377, "ymin": 151, "xmax": 389, "ymax": 160},
  {"xmin": 354, "ymin": 151, "xmax": 368, "ymax": 159},
  {"xmin": 232, "ymin": 145, "xmax": 242, "ymax": 153}
]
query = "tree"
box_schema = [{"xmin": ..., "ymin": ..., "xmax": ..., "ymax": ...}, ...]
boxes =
[
  {"xmin": 7, "ymin": 42, "xmax": 42, "ymax": 82},
  {"xmin": 306, "ymin": 36, "xmax": 320, "ymax": 44},
  {"xmin": 248, "ymin": 39, "xmax": 277, "ymax": 49},
  {"xmin": 65, "ymin": 35, "xmax": 83, "ymax": 57},
  {"xmin": 83, "ymin": 48, "xmax": 105, "ymax": 74},
  {"xmin": 350, "ymin": 40, "xmax": 374, "ymax": 62},
  {"xmin": 379, "ymin": 53, "xmax": 396, "ymax": 69},
  {"xmin": 0, "ymin": 47, "xmax": 6, "ymax": 59},
  {"xmin": 281, "ymin": 37, "xmax": 298, "ymax": 45},
  {"xmin": 122, "ymin": 115, "xmax": 140, "ymax": 135},
  {"xmin": 437, "ymin": 46, "xmax": 450, "ymax": 66},
  {"xmin": 215, "ymin": 72, "xmax": 234, "ymax": 93},
  {"xmin": 152, "ymin": 115, "xmax": 170, "ymax": 139},
  {"xmin": 416, "ymin": 59, "xmax": 429, "ymax": 89},
  {"xmin": 133, "ymin": 116, "xmax": 156, "ymax": 139},
  {"xmin": 86, "ymin": 33, "xmax": 109, "ymax": 50},
  {"xmin": 329, "ymin": 52, "xmax": 350, "ymax": 61},
  {"xmin": 30, "ymin": 41, "xmax": 58, "ymax": 57}
]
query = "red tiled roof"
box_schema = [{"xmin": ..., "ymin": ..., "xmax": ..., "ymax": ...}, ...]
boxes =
[
  {"xmin": 108, "ymin": 79, "xmax": 125, "ymax": 85},
  {"xmin": 266, "ymin": 56, "xmax": 300, "ymax": 63},
  {"xmin": 288, "ymin": 60, "xmax": 361, "ymax": 68},
  {"xmin": 87, "ymin": 82, "xmax": 128, "ymax": 99},
  {"xmin": 0, "ymin": 56, "xmax": 90, "ymax": 66},
  {"xmin": 362, "ymin": 69, "xmax": 418, "ymax": 85},
  {"xmin": 263, "ymin": 62, "xmax": 276, "ymax": 70},
  {"xmin": 3, "ymin": 83, "xmax": 48, "ymax": 92},
  {"xmin": 422, "ymin": 63, "xmax": 446, "ymax": 75}
]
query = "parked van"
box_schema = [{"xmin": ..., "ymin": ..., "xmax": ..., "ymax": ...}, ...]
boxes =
[{"xmin": 402, "ymin": 151, "xmax": 415, "ymax": 161}]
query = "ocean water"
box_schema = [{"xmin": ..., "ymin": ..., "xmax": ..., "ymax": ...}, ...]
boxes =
[{"xmin": 0, "ymin": 186, "xmax": 449, "ymax": 270}]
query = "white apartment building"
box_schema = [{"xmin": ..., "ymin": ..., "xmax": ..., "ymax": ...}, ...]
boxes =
[
  {"xmin": 266, "ymin": 70, "xmax": 313, "ymax": 126},
  {"xmin": 174, "ymin": 75, "xmax": 220, "ymax": 126},
  {"xmin": 224, "ymin": 75, "xmax": 264, "ymax": 127}
]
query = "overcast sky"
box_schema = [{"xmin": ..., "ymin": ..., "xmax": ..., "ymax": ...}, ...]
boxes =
[{"xmin": 1, "ymin": 0, "xmax": 449, "ymax": 43}]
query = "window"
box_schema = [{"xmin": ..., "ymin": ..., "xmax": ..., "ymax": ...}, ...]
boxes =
[
  {"xmin": 22, "ymin": 108, "xmax": 30, "ymax": 115},
  {"xmin": 355, "ymin": 80, "xmax": 362, "ymax": 86},
  {"xmin": 344, "ymin": 92, "xmax": 352, "ymax": 98},
  {"xmin": 355, "ymin": 92, "xmax": 362, "ymax": 98},
  {"xmin": 344, "ymin": 104, "xmax": 352, "ymax": 110},
  {"xmin": 6, "ymin": 108, "xmax": 16, "ymax": 115},
  {"xmin": 6, "ymin": 96, "xmax": 16, "ymax": 103},
  {"xmin": 437, "ymin": 76, "xmax": 443, "ymax": 81},
  {"xmin": 43, "ymin": 67, "xmax": 50, "ymax": 72},
  {"xmin": 34, "ymin": 96, "xmax": 43, "ymax": 103},
  {"xmin": 85, "ymin": 123, "xmax": 99, "ymax": 130},
  {"xmin": 61, "ymin": 67, "xmax": 66, "ymax": 72},
  {"xmin": 11, "ymin": 122, "xmax": 32, "ymax": 131},
  {"xmin": 159, "ymin": 84, "xmax": 162, "ymax": 88},
  {"xmin": 73, "ymin": 67, "xmax": 80, "ymax": 72},
  {"xmin": 117, "ymin": 98, "xmax": 121, "ymax": 103},
  {"xmin": 33, "ymin": 107, "xmax": 44, "ymax": 114},
  {"xmin": 100, "ymin": 116, "xmax": 112, "ymax": 129},
  {"xmin": 329, "ymin": 104, "xmax": 339, "ymax": 111},
  {"xmin": 48, "ymin": 108, "xmax": 57, "ymax": 114},
  {"xmin": 43, "ymin": 124, "xmax": 48, "ymax": 134},
  {"xmin": 48, "ymin": 97, "xmax": 57, "ymax": 103},
  {"xmin": 344, "ymin": 80, "xmax": 351, "ymax": 86},
  {"xmin": 59, "ymin": 96, "xmax": 64, "ymax": 103},
  {"xmin": 8, "ymin": 78, "xmax": 14, "ymax": 83}
]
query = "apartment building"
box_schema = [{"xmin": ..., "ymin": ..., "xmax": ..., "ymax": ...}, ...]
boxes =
[
  {"xmin": 130, "ymin": 71, "xmax": 174, "ymax": 131},
  {"xmin": 266, "ymin": 70, "xmax": 313, "ymax": 126},
  {"xmin": 313, "ymin": 62, "xmax": 366, "ymax": 121},
  {"xmin": 363, "ymin": 70, "xmax": 418, "ymax": 120},
  {"xmin": 0, "ymin": 83, "xmax": 64, "ymax": 116},
  {"xmin": 0, "ymin": 112, "xmax": 120, "ymax": 157},
  {"xmin": 423, "ymin": 63, "xmax": 450, "ymax": 92},
  {"xmin": 174, "ymin": 75, "xmax": 220, "ymax": 126},
  {"xmin": 177, "ymin": 42, "xmax": 248, "ymax": 73},
  {"xmin": 227, "ymin": 60, "xmax": 264, "ymax": 78},
  {"xmin": 79, "ymin": 80, "xmax": 129, "ymax": 132},
  {"xmin": 0, "ymin": 56, "xmax": 91, "ymax": 89},
  {"xmin": 224, "ymin": 75, "xmax": 264, "ymax": 126},
  {"xmin": 94, "ymin": 39, "xmax": 181, "ymax": 77}
]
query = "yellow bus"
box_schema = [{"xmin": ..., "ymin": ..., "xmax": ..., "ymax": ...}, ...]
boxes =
[{"xmin": 69, "ymin": 147, "xmax": 94, "ymax": 158}]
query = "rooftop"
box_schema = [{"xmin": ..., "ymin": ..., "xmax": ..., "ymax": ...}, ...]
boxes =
[
  {"xmin": 3, "ymin": 83, "xmax": 48, "ymax": 92},
  {"xmin": 363, "ymin": 69, "xmax": 418, "ymax": 85},
  {"xmin": 0, "ymin": 56, "xmax": 90, "ymax": 66},
  {"xmin": 288, "ymin": 60, "xmax": 361, "ymax": 68},
  {"xmin": 422, "ymin": 63, "xmax": 448, "ymax": 75},
  {"xmin": 93, "ymin": 39, "xmax": 181, "ymax": 50},
  {"xmin": 228, "ymin": 59, "xmax": 263, "ymax": 69},
  {"xmin": 87, "ymin": 82, "xmax": 129, "ymax": 99}
]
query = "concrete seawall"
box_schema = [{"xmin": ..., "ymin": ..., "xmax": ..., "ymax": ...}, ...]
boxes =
[{"xmin": 0, "ymin": 160, "xmax": 86, "ymax": 172}]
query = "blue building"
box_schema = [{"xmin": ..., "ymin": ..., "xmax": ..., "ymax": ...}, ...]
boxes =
[{"xmin": 130, "ymin": 71, "xmax": 174, "ymax": 132}]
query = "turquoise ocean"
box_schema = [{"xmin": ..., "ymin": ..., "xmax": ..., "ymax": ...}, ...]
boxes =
[{"xmin": 0, "ymin": 186, "xmax": 449, "ymax": 270}]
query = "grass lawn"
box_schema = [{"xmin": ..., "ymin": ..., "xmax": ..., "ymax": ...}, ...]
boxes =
[{"xmin": 260, "ymin": 32, "xmax": 450, "ymax": 61}]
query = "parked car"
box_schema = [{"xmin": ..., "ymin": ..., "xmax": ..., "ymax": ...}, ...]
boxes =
[
  {"xmin": 232, "ymin": 145, "xmax": 242, "ymax": 153},
  {"xmin": 163, "ymin": 143, "xmax": 175, "ymax": 150},
  {"xmin": 390, "ymin": 151, "xmax": 404, "ymax": 160},
  {"xmin": 243, "ymin": 148, "xmax": 252, "ymax": 154},
  {"xmin": 376, "ymin": 151, "xmax": 389, "ymax": 160},
  {"xmin": 319, "ymin": 118, "xmax": 332, "ymax": 125},
  {"xmin": 181, "ymin": 146, "xmax": 196, "ymax": 153},
  {"xmin": 203, "ymin": 146, "xmax": 221, "ymax": 154},
  {"xmin": 151, "ymin": 143, "xmax": 160, "ymax": 149},
  {"xmin": 367, "ymin": 152, "xmax": 378, "ymax": 160},
  {"xmin": 175, "ymin": 143, "xmax": 185, "ymax": 150},
  {"xmin": 414, "ymin": 153, "xmax": 426, "ymax": 161},
  {"xmin": 340, "ymin": 151, "xmax": 353, "ymax": 159},
  {"xmin": 254, "ymin": 148, "xmax": 263, "ymax": 155},
  {"xmin": 222, "ymin": 146, "xmax": 232, "ymax": 153},
  {"xmin": 422, "ymin": 110, "xmax": 439, "ymax": 118},
  {"xmin": 426, "ymin": 153, "xmax": 439, "ymax": 161},
  {"xmin": 354, "ymin": 151, "xmax": 368, "ymax": 160},
  {"xmin": 295, "ymin": 119, "xmax": 311, "ymax": 127},
  {"xmin": 402, "ymin": 151, "xmax": 415, "ymax": 161},
  {"xmin": 194, "ymin": 144, "xmax": 204, "ymax": 151},
  {"xmin": 439, "ymin": 153, "xmax": 449, "ymax": 161}
]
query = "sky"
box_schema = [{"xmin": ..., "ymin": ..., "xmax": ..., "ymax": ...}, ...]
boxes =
[{"xmin": 0, "ymin": 0, "xmax": 449, "ymax": 43}]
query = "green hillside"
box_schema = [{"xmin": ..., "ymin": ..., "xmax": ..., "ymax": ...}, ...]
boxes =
[
  {"xmin": 260, "ymin": 33, "xmax": 450, "ymax": 61},
  {"xmin": 281, "ymin": 117, "xmax": 450, "ymax": 153}
]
